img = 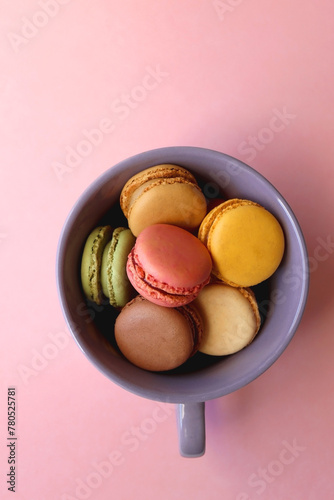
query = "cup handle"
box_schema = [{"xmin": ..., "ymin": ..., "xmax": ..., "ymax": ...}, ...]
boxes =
[{"xmin": 176, "ymin": 402, "xmax": 205, "ymax": 457}]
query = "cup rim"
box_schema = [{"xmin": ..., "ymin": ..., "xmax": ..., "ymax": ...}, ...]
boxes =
[{"xmin": 56, "ymin": 146, "xmax": 310, "ymax": 403}]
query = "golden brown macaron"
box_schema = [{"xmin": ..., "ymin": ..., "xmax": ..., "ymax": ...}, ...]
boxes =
[
  {"xmin": 198, "ymin": 199, "xmax": 285, "ymax": 287},
  {"xmin": 193, "ymin": 282, "xmax": 261, "ymax": 356},
  {"xmin": 120, "ymin": 164, "xmax": 207, "ymax": 236}
]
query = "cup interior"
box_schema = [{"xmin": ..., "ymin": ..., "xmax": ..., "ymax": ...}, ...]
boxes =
[{"xmin": 56, "ymin": 147, "xmax": 309, "ymax": 404}]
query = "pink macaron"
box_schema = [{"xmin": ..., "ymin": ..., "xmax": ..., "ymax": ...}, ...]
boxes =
[{"xmin": 126, "ymin": 224, "xmax": 212, "ymax": 307}]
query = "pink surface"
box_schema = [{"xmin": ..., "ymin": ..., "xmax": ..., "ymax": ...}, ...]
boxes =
[{"xmin": 1, "ymin": 1, "xmax": 334, "ymax": 499}]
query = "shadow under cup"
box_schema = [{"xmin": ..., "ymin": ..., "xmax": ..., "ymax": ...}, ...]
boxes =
[{"xmin": 56, "ymin": 147, "xmax": 309, "ymax": 457}]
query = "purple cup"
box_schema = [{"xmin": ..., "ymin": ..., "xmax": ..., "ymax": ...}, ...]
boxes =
[{"xmin": 56, "ymin": 147, "xmax": 309, "ymax": 457}]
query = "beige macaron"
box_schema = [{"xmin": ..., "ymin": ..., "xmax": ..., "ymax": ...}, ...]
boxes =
[
  {"xmin": 120, "ymin": 164, "xmax": 207, "ymax": 236},
  {"xmin": 193, "ymin": 282, "xmax": 261, "ymax": 356}
]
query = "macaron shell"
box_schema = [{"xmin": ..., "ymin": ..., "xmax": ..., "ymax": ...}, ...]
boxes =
[
  {"xmin": 126, "ymin": 253, "xmax": 199, "ymax": 307},
  {"xmin": 114, "ymin": 296, "xmax": 197, "ymax": 371},
  {"xmin": 198, "ymin": 199, "xmax": 259, "ymax": 246},
  {"xmin": 193, "ymin": 283, "xmax": 261, "ymax": 356},
  {"xmin": 134, "ymin": 224, "xmax": 212, "ymax": 290},
  {"xmin": 120, "ymin": 164, "xmax": 198, "ymax": 217},
  {"xmin": 80, "ymin": 225, "xmax": 112, "ymax": 304},
  {"xmin": 200, "ymin": 199, "xmax": 285, "ymax": 287},
  {"xmin": 101, "ymin": 228, "xmax": 136, "ymax": 308},
  {"xmin": 127, "ymin": 179, "xmax": 207, "ymax": 236},
  {"xmin": 110, "ymin": 228, "xmax": 136, "ymax": 307}
]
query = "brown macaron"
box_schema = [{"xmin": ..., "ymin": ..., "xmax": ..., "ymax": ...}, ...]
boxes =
[{"xmin": 114, "ymin": 295, "xmax": 202, "ymax": 371}]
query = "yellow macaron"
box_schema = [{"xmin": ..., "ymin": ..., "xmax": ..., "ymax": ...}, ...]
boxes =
[
  {"xmin": 120, "ymin": 164, "xmax": 207, "ymax": 236},
  {"xmin": 198, "ymin": 199, "xmax": 285, "ymax": 287}
]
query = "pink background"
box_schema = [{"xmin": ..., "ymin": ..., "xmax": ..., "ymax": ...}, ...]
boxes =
[{"xmin": 1, "ymin": 1, "xmax": 334, "ymax": 499}]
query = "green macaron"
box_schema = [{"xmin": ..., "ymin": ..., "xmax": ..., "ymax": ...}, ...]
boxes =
[
  {"xmin": 81, "ymin": 225, "xmax": 135, "ymax": 308},
  {"xmin": 101, "ymin": 227, "xmax": 136, "ymax": 308},
  {"xmin": 81, "ymin": 225, "xmax": 113, "ymax": 305}
]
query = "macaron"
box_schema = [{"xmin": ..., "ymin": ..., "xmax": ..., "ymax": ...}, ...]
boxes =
[
  {"xmin": 120, "ymin": 164, "xmax": 207, "ymax": 236},
  {"xmin": 198, "ymin": 199, "xmax": 285, "ymax": 287},
  {"xmin": 126, "ymin": 224, "xmax": 212, "ymax": 307},
  {"xmin": 114, "ymin": 295, "xmax": 203, "ymax": 371},
  {"xmin": 81, "ymin": 225, "xmax": 136, "ymax": 307},
  {"xmin": 81, "ymin": 225, "xmax": 113, "ymax": 305},
  {"xmin": 193, "ymin": 282, "xmax": 261, "ymax": 356},
  {"xmin": 101, "ymin": 227, "xmax": 136, "ymax": 308}
]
